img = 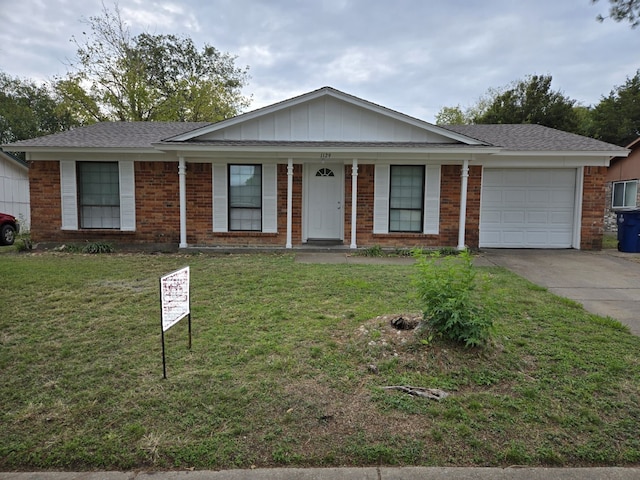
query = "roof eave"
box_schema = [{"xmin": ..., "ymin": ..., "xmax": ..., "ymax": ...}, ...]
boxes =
[
  {"xmin": 4, "ymin": 146, "xmax": 163, "ymax": 154},
  {"xmin": 494, "ymin": 149, "xmax": 630, "ymax": 157},
  {"xmin": 153, "ymin": 143, "xmax": 502, "ymax": 155}
]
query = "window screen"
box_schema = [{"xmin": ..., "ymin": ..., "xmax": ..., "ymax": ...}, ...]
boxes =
[
  {"xmin": 389, "ymin": 165, "xmax": 424, "ymax": 232},
  {"xmin": 77, "ymin": 162, "xmax": 120, "ymax": 229},
  {"xmin": 613, "ymin": 181, "xmax": 638, "ymax": 209},
  {"xmin": 229, "ymin": 165, "xmax": 262, "ymax": 231}
]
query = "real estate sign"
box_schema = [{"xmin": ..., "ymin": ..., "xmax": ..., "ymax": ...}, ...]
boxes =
[
  {"xmin": 159, "ymin": 266, "xmax": 191, "ymax": 378},
  {"xmin": 160, "ymin": 266, "xmax": 190, "ymax": 331}
]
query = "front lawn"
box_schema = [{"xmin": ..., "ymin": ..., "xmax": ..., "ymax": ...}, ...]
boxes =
[{"xmin": 1, "ymin": 252, "xmax": 639, "ymax": 470}]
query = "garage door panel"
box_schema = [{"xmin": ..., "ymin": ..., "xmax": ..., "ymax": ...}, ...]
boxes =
[
  {"xmin": 502, "ymin": 211, "xmax": 525, "ymax": 224},
  {"xmin": 552, "ymin": 170, "xmax": 576, "ymax": 184},
  {"xmin": 527, "ymin": 189, "xmax": 553, "ymax": 204},
  {"xmin": 550, "ymin": 210, "xmax": 573, "ymax": 224},
  {"xmin": 504, "ymin": 189, "xmax": 528, "ymax": 205},
  {"xmin": 527, "ymin": 211, "xmax": 549, "ymax": 224},
  {"xmin": 480, "ymin": 168, "xmax": 576, "ymax": 248},
  {"xmin": 552, "ymin": 190, "xmax": 574, "ymax": 203},
  {"xmin": 482, "ymin": 189, "xmax": 504, "ymax": 205}
]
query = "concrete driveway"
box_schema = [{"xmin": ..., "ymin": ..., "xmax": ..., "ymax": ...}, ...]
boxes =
[{"xmin": 481, "ymin": 249, "xmax": 640, "ymax": 336}]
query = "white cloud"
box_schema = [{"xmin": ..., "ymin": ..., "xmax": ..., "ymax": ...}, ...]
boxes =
[{"xmin": 1, "ymin": 0, "xmax": 639, "ymax": 122}]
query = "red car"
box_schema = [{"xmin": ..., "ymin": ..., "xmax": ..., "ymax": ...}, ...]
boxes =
[{"xmin": 0, "ymin": 213, "xmax": 19, "ymax": 245}]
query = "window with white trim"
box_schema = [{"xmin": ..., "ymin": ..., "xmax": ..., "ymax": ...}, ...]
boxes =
[
  {"xmin": 59, "ymin": 160, "xmax": 136, "ymax": 232},
  {"xmin": 229, "ymin": 164, "xmax": 262, "ymax": 231},
  {"xmin": 77, "ymin": 162, "xmax": 121, "ymax": 229},
  {"xmin": 612, "ymin": 180, "xmax": 638, "ymax": 209},
  {"xmin": 389, "ymin": 165, "xmax": 425, "ymax": 232}
]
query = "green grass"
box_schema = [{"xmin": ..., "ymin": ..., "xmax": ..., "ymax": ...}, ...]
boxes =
[
  {"xmin": 1, "ymin": 252, "xmax": 639, "ymax": 470},
  {"xmin": 603, "ymin": 232, "xmax": 618, "ymax": 250}
]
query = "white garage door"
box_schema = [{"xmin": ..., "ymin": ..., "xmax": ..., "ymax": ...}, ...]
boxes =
[{"xmin": 480, "ymin": 168, "xmax": 577, "ymax": 248}]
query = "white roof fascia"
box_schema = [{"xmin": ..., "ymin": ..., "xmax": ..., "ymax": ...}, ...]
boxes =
[
  {"xmin": 8, "ymin": 147, "xmax": 163, "ymax": 155},
  {"xmin": 492, "ymin": 149, "xmax": 630, "ymax": 157},
  {"xmin": 479, "ymin": 156, "xmax": 615, "ymax": 168},
  {"xmin": 153, "ymin": 143, "xmax": 502, "ymax": 156}
]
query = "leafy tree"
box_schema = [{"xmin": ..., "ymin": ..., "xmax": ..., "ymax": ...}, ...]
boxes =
[
  {"xmin": 472, "ymin": 75, "xmax": 579, "ymax": 132},
  {"xmin": 0, "ymin": 71, "xmax": 77, "ymax": 145},
  {"xmin": 589, "ymin": 70, "xmax": 640, "ymax": 146},
  {"xmin": 435, "ymin": 105, "xmax": 467, "ymax": 125},
  {"xmin": 54, "ymin": 3, "xmax": 250, "ymax": 123},
  {"xmin": 592, "ymin": 0, "xmax": 640, "ymax": 27}
]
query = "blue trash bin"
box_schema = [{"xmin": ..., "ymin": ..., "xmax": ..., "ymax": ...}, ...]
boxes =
[{"xmin": 617, "ymin": 210, "xmax": 640, "ymax": 253}]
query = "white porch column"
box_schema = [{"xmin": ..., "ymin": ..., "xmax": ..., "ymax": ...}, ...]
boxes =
[
  {"xmin": 350, "ymin": 159, "xmax": 358, "ymax": 249},
  {"xmin": 286, "ymin": 159, "xmax": 293, "ymax": 249},
  {"xmin": 178, "ymin": 157, "xmax": 188, "ymax": 248},
  {"xmin": 457, "ymin": 159, "xmax": 469, "ymax": 251}
]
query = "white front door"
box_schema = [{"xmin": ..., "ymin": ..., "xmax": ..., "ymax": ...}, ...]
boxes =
[{"xmin": 304, "ymin": 164, "xmax": 344, "ymax": 241}]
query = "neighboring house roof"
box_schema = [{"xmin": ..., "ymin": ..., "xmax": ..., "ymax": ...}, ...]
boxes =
[
  {"xmin": 442, "ymin": 124, "xmax": 629, "ymax": 153},
  {"xmin": 0, "ymin": 149, "xmax": 28, "ymax": 170}
]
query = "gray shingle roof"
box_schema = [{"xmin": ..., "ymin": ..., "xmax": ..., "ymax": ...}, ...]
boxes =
[
  {"xmin": 3, "ymin": 122, "xmax": 211, "ymax": 149},
  {"xmin": 2, "ymin": 120, "xmax": 629, "ymax": 154},
  {"xmin": 442, "ymin": 124, "xmax": 628, "ymax": 152}
]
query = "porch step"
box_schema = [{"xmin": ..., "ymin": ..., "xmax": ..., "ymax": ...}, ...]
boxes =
[{"xmin": 305, "ymin": 239, "xmax": 344, "ymax": 247}]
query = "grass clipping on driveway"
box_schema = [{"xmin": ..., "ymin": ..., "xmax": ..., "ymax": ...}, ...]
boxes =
[{"xmin": 1, "ymin": 252, "xmax": 639, "ymax": 470}]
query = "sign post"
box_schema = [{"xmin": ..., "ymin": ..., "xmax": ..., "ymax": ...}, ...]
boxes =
[{"xmin": 159, "ymin": 266, "xmax": 191, "ymax": 379}]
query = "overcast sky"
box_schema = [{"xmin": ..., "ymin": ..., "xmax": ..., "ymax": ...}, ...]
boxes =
[{"xmin": 0, "ymin": 0, "xmax": 638, "ymax": 122}]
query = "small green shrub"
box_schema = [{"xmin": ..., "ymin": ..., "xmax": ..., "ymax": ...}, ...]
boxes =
[
  {"xmin": 360, "ymin": 245, "xmax": 384, "ymax": 257},
  {"xmin": 82, "ymin": 242, "xmax": 115, "ymax": 254},
  {"xmin": 413, "ymin": 249, "xmax": 492, "ymax": 347}
]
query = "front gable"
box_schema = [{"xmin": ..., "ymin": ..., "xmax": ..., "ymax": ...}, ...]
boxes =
[{"xmin": 166, "ymin": 87, "xmax": 483, "ymax": 145}]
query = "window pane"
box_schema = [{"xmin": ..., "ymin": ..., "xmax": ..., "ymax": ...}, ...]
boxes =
[
  {"xmin": 625, "ymin": 181, "xmax": 637, "ymax": 207},
  {"xmin": 613, "ymin": 181, "xmax": 638, "ymax": 208},
  {"xmin": 229, "ymin": 165, "xmax": 262, "ymax": 231},
  {"xmin": 613, "ymin": 183, "xmax": 624, "ymax": 207},
  {"xmin": 389, "ymin": 165, "xmax": 424, "ymax": 232},
  {"xmin": 78, "ymin": 162, "xmax": 120, "ymax": 229}
]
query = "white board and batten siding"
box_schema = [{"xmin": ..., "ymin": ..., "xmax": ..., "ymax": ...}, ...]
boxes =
[
  {"xmin": 0, "ymin": 155, "xmax": 30, "ymax": 228},
  {"xmin": 373, "ymin": 164, "xmax": 441, "ymax": 235},
  {"xmin": 200, "ymin": 96, "xmax": 458, "ymax": 143},
  {"xmin": 480, "ymin": 168, "xmax": 577, "ymax": 248}
]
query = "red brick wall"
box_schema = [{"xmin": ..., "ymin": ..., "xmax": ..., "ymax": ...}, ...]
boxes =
[
  {"xmin": 28, "ymin": 160, "xmax": 604, "ymax": 250},
  {"xmin": 186, "ymin": 163, "xmax": 301, "ymax": 246},
  {"xmin": 29, "ymin": 161, "xmax": 181, "ymax": 244},
  {"xmin": 581, "ymin": 166, "xmax": 607, "ymax": 250},
  {"xmin": 29, "ymin": 161, "xmax": 61, "ymax": 243},
  {"xmin": 348, "ymin": 164, "xmax": 481, "ymax": 249}
]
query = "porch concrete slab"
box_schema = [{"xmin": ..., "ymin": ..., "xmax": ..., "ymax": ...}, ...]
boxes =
[{"xmin": 482, "ymin": 249, "xmax": 640, "ymax": 336}]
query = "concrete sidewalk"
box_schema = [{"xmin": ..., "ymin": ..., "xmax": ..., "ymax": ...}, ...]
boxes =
[{"xmin": 2, "ymin": 467, "xmax": 640, "ymax": 479}]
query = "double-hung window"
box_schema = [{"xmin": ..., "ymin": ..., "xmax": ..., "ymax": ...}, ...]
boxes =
[
  {"xmin": 612, "ymin": 180, "xmax": 638, "ymax": 209},
  {"xmin": 389, "ymin": 165, "xmax": 425, "ymax": 232},
  {"xmin": 77, "ymin": 162, "xmax": 121, "ymax": 229},
  {"xmin": 229, "ymin": 164, "xmax": 262, "ymax": 231}
]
